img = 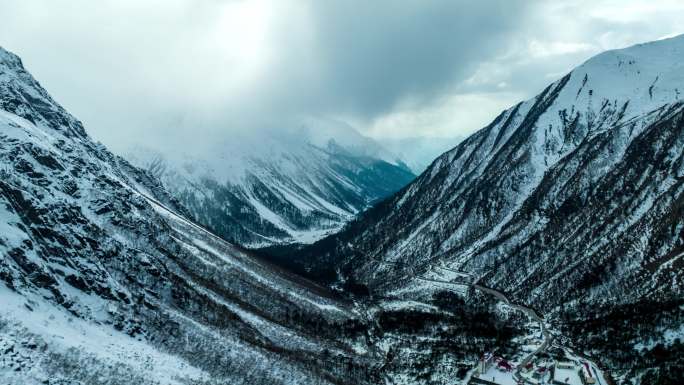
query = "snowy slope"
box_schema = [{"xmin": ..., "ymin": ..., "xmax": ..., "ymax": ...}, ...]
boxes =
[
  {"xmin": 0, "ymin": 44, "xmax": 542, "ymax": 385},
  {"xmin": 291, "ymin": 35, "xmax": 684, "ymax": 383},
  {"xmin": 125, "ymin": 121, "xmax": 415, "ymax": 248},
  {"xmin": 305, "ymin": 34, "xmax": 684, "ymax": 307},
  {"xmin": 0, "ymin": 46, "xmax": 387, "ymax": 385},
  {"xmin": 0, "ymin": 43, "xmax": 580, "ymax": 385}
]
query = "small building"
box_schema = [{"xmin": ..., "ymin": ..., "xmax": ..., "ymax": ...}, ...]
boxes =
[
  {"xmin": 521, "ymin": 362, "xmax": 534, "ymax": 373},
  {"xmin": 477, "ymin": 352, "xmax": 494, "ymax": 375},
  {"xmin": 497, "ymin": 359, "xmax": 513, "ymax": 372},
  {"xmin": 552, "ymin": 360, "xmax": 584, "ymax": 385},
  {"xmin": 532, "ymin": 366, "xmax": 547, "ymax": 380},
  {"xmin": 556, "ymin": 361, "xmax": 574, "ymax": 370},
  {"xmin": 579, "ymin": 362, "xmax": 596, "ymax": 385}
]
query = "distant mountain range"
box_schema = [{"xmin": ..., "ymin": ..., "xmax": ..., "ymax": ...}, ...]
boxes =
[{"xmin": 125, "ymin": 120, "xmax": 415, "ymax": 248}]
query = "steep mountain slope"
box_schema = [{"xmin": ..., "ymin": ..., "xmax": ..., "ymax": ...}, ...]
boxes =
[
  {"xmin": 1, "ymin": 43, "xmax": 539, "ymax": 385},
  {"xmin": 0, "ymin": 46, "xmax": 568, "ymax": 385},
  {"xmin": 125, "ymin": 123, "xmax": 415, "ymax": 248},
  {"xmin": 314, "ymin": 34, "xmax": 684, "ymax": 302},
  {"xmin": 0, "ymin": 46, "xmax": 388, "ymax": 385},
  {"xmin": 293, "ymin": 35, "xmax": 684, "ymax": 382}
]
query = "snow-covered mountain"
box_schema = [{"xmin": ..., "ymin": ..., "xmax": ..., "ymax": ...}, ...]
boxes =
[
  {"xmin": 5, "ymin": 31, "xmax": 684, "ymax": 384},
  {"xmin": 378, "ymin": 135, "xmax": 463, "ymax": 173},
  {"xmin": 125, "ymin": 120, "xmax": 415, "ymax": 248},
  {"xmin": 0, "ymin": 45, "xmax": 580, "ymax": 385},
  {"xmin": 294, "ymin": 35, "xmax": 684, "ymax": 382},
  {"xmin": 0, "ymin": 46, "xmax": 397, "ymax": 385},
  {"xmin": 313, "ymin": 34, "xmax": 684, "ymax": 302},
  {"xmin": 1, "ymin": 45, "xmax": 535, "ymax": 385}
]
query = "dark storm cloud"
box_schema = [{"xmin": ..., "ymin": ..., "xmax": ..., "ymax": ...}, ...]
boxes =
[
  {"xmin": 0, "ymin": 0, "xmax": 535, "ymax": 150},
  {"xmin": 0, "ymin": 0, "xmax": 682, "ymax": 149},
  {"xmin": 306, "ymin": 1, "xmax": 531, "ymax": 117}
]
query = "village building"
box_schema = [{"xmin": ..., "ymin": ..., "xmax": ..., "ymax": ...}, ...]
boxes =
[
  {"xmin": 477, "ymin": 352, "xmax": 495, "ymax": 375},
  {"xmin": 497, "ymin": 359, "xmax": 513, "ymax": 372},
  {"xmin": 469, "ymin": 352, "xmax": 521, "ymax": 385},
  {"xmin": 532, "ymin": 366, "xmax": 547, "ymax": 381},
  {"xmin": 551, "ymin": 360, "xmax": 597, "ymax": 385},
  {"xmin": 579, "ymin": 362, "xmax": 596, "ymax": 385}
]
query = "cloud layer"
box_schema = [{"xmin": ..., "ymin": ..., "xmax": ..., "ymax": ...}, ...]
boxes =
[{"xmin": 0, "ymin": 0, "xmax": 682, "ymax": 151}]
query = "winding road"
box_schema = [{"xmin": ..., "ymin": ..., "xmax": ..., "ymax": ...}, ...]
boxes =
[
  {"xmin": 425, "ymin": 267, "xmax": 554, "ymax": 384},
  {"xmin": 423, "ymin": 265, "xmax": 614, "ymax": 385},
  {"xmin": 368, "ymin": 263, "xmax": 609, "ymax": 385}
]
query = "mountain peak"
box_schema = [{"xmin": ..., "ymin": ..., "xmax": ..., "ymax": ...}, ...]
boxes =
[
  {"xmin": 570, "ymin": 33, "xmax": 684, "ymax": 108},
  {"xmin": 0, "ymin": 46, "xmax": 24, "ymax": 69},
  {"xmin": 0, "ymin": 46, "xmax": 87, "ymax": 139}
]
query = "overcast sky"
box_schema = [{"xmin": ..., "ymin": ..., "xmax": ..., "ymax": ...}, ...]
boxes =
[{"xmin": 1, "ymin": 0, "xmax": 683, "ymax": 152}]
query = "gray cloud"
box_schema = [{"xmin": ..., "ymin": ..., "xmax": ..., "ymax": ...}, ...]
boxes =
[
  {"xmin": 0, "ymin": 0, "xmax": 682, "ymax": 151},
  {"xmin": 305, "ymin": 1, "xmax": 531, "ymax": 117}
]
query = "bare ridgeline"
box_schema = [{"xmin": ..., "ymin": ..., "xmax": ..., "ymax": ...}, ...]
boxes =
[{"xmin": 1, "ymin": 35, "xmax": 684, "ymax": 385}]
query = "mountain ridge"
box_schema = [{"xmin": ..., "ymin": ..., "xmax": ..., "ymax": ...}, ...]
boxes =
[
  {"xmin": 281, "ymin": 35, "xmax": 684, "ymax": 382},
  {"xmin": 303, "ymin": 34, "xmax": 684, "ymax": 299},
  {"xmin": 0, "ymin": 44, "xmax": 385, "ymax": 385},
  {"xmin": 125, "ymin": 124, "xmax": 415, "ymax": 248}
]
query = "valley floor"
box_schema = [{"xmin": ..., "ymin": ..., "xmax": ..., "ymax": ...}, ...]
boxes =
[{"xmin": 413, "ymin": 266, "xmax": 612, "ymax": 385}]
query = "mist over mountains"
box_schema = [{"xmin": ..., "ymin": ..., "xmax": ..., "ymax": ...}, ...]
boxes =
[
  {"xmin": 378, "ymin": 136, "xmax": 464, "ymax": 173},
  {"xmin": 124, "ymin": 120, "xmax": 416, "ymax": 247},
  {"xmin": 266, "ymin": 34, "xmax": 684, "ymax": 384},
  {"xmin": 1, "ymin": 3, "xmax": 684, "ymax": 385}
]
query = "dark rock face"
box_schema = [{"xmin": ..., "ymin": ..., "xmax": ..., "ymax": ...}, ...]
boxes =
[{"xmin": 0, "ymin": 50, "xmax": 86, "ymax": 138}]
